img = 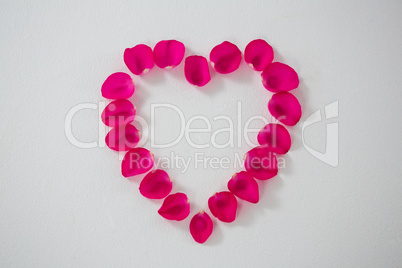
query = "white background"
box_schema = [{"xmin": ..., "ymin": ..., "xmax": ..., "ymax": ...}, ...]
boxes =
[{"xmin": 1, "ymin": 0, "xmax": 402, "ymax": 267}]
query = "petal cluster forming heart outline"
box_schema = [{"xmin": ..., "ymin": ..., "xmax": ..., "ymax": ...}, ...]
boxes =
[{"xmin": 100, "ymin": 39, "xmax": 302, "ymax": 244}]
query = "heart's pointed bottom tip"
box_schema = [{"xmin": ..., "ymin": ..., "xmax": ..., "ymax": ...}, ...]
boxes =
[{"xmin": 190, "ymin": 211, "xmax": 213, "ymax": 243}]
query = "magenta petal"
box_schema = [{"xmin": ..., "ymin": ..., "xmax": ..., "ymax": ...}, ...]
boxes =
[
  {"xmin": 257, "ymin": 123, "xmax": 291, "ymax": 154},
  {"xmin": 268, "ymin": 92, "xmax": 302, "ymax": 126},
  {"xmin": 121, "ymin": 148, "xmax": 154, "ymax": 177},
  {"xmin": 244, "ymin": 39, "xmax": 274, "ymax": 71},
  {"xmin": 153, "ymin": 40, "xmax": 185, "ymax": 69},
  {"xmin": 140, "ymin": 169, "xmax": 172, "ymax": 199},
  {"xmin": 124, "ymin": 44, "xmax": 154, "ymax": 75},
  {"xmin": 209, "ymin": 41, "xmax": 242, "ymax": 74},
  {"xmin": 228, "ymin": 171, "xmax": 259, "ymax": 203},
  {"xmin": 139, "ymin": 169, "xmax": 172, "ymax": 199},
  {"xmin": 244, "ymin": 146, "xmax": 278, "ymax": 180},
  {"xmin": 158, "ymin": 193, "xmax": 190, "ymax": 221},
  {"xmin": 105, "ymin": 124, "xmax": 140, "ymax": 151},
  {"xmin": 101, "ymin": 72, "xmax": 134, "ymax": 99},
  {"xmin": 261, "ymin": 62, "xmax": 299, "ymax": 92},
  {"xmin": 101, "ymin": 99, "xmax": 135, "ymax": 127},
  {"xmin": 189, "ymin": 211, "xmax": 213, "ymax": 244},
  {"xmin": 184, "ymin": 56, "xmax": 211, "ymax": 87},
  {"xmin": 208, "ymin": 191, "xmax": 237, "ymax": 223}
]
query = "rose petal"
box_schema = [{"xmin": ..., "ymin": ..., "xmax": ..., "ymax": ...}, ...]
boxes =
[
  {"xmin": 244, "ymin": 39, "xmax": 274, "ymax": 71},
  {"xmin": 139, "ymin": 169, "xmax": 172, "ymax": 199},
  {"xmin": 101, "ymin": 99, "xmax": 136, "ymax": 127},
  {"xmin": 105, "ymin": 124, "xmax": 140, "ymax": 151},
  {"xmin": 227, "ymin": 171, "xmax": 259, "ymax": 203},
  {"xmin": 189, "ymin": 211, "xmax": 213, "ymax": 244},
  {"xmin": 124, "ymin": 44, "xmax": 154, "ymax": 75},
  {"xmin": 209, "ymin": 41, "xmax": 242, "ymax": 74},
  {"xmin": 153, "ymin": 40, "xmax": 185, "ymax": 69},
  {"xmin": 244, "ymin": 146, "xmax": 278, "ymax": 180},
  {"xmin": 121, "ymin": 148, "xmax": 154, "ymax": 177},
  {"xmin": 101, "ymin": 72, "xmax": 134, "ymax": 99},
  {"xmin": 158, "ymin": 192, "xmax": 190, "ymax": 221},
  {"xmin": 268, "ymin": 92, "xmax": 302, "ymax": 126},
  {"xmin": 184, "ymin": 55, "xmax": 211, "ymax": 87},
  {"xmin": 257, "ymin": 123, "xmax": 291, "ymax": 154},
  {"xmin": 208, "ymin": 191, "xmax": 237, "ymax": 223},
  {"xmin": 261, "ymin": 62, "xmax": 299, "ymax": 92}
]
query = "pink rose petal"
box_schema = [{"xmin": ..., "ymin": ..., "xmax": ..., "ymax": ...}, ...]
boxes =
[
  {"xmin": 153, "ymin": 40, "xmax": 185, "ymax": 69},
  {"xmin": 268, "ymin": 92, "xmax": 302, "ymax": 126},
  {"xmin": 227, "ymin": 171, "xmax": 259, "ymax": 204},
  {"xmin": 209, "ymin": 41, "xmax": 242, "ymax": 74},
  {"xmin": 158, "ymin": 192, "xmax": 190, "ymax": 221},
  {"xmin": 244, "ymin": 146, "xmax": 278, "ymax": 180},
  {"xmin": 101, "ymin": 72, "xmax": 134, "ymax": 99},
  {"xmin": 139, "ymin": 169, "xmax": 172, "ymax": 199},
  {"xmin": 105, "ymin": 124, "xmax": 140, "ymax": 151},
  {"xmin": 261, "ymin": 62, "xmax": 299, "ymax": 92},
  {"xmin": 184, "ymin": 55, "xmax": 211, "ymax": 87},
  {"xmin": 121, "ymin": 148, "xmax": 154, "ymax": 178},
  {"xmin": 101, "ymin": 99, "xmax": 136, "ymax": 127},
  {"xmin": 244, "ymin": 39, "xmax": 274, "ymax": 71},
  {"xmin": 189, "ymin": 211, "xmax": 213, "ymax": 244},
  {"xmin": 257, "ymin": 123, "xmax": 291, "ymax": 154},
  {"xmin": 124, "ymin": 44, "xmax": 154, "ymax": 75},
  {"xmin": 208, "ymin": 191, "xmax": 237, "ymax": 223}
]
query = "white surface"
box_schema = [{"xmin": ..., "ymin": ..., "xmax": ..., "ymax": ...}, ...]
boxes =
[{"xmin": 1, "ymin": 0, "xmax": 402, "ymax": 267}]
